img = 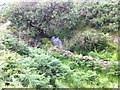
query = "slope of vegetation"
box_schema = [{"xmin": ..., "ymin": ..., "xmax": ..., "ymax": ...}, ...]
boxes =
[{"xmin": 0, "ymin": 1, "xmax": 119, "ymax": 89}]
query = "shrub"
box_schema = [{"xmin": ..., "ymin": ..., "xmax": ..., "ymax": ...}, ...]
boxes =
[
  {"xmin": 79, "ymin": 1, "xmax": 118, "ymax": 32},
  {"xmin": 0, "ymin": 52, "xmax": 72, "ymax": 88},
  {"xmin": 2, "ymin": 34, "xmax": 30, "ymax": 55},
  {"xmin": 0, "ymin": 38, "xmax": 118, "ymax": 88},
  {"xmin": 64, "ymin": 30, "xmax": 109, "ymax": 54},
  {"xmin": 0, "ymin": 3, "xmax": 15, "ymax": 23},
  {"xmin": 5, "ymin": 2, "xmax": 79, "ymax": 38}
]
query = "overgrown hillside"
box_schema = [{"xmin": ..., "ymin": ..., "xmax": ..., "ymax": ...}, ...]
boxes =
[{"xmin": 0, "ymin": 1, "xmax": 119, "ymax": 89}]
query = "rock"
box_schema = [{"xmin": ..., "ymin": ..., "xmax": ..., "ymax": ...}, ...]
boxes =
[
  {"xmin": 51, "ymin": 36, "xmax": 63, "ymax": 49},
  {"xmin": 81, "ymin": 56, "xmax": 94, "ymax": 61},
  {"xmin": 113, "ymin": 37, "xmax": 120, "ymax": 44},
  {"xmin": 62, "ymin": 50, "xmax": 73, "ymax": 57}
]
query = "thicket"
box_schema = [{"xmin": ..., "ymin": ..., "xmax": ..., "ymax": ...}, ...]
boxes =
[
  {"xmin": 2, "ymin": 34, "xmax": 30, "ymax": 56},
  {"xmin": 3, "ymin": 1, "xmax": 119, "ymax": 34},
  {"xmin": 80, "ymin": 1, "xmax": 119, "ymax": 32},
  {"xmin": 3, "ymin": 1, "xmax": 119, "ymax": 52},
  {"xmin": 5, "ymin": 2, "xmax": 79, "ymax": 39},
  {"xmin": 65, "ymin": 30, "xmax": 110, "ymax": 54},
  {"xmin": 0, "ymin": 34, "xmax": 118, "ymax": 88},
  {"xmin": 0, "ymin": 1, "xmax": 119, "ymax": 88}
]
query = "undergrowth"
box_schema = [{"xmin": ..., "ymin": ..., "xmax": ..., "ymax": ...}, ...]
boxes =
[{"xmin": 0, "ymin": 29, "xmax": 119, "ymax": 89}]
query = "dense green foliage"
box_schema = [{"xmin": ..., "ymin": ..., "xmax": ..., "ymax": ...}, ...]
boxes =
[
  {"xmin": 0, "ymin": 26, "xmax": 119, "ymax": 88},
  {"xmin": 80, "ymin": 1, "xmax": 119, "ymax": 32},
  {"xmin": 66, "ymin": 30, "xmax": 109, "ymax": 54},
  {"xmin": 0, "ymin": 0, "xmax": 119, "ymax": 89},
  {"xmin": 2, "ymin": 34, "xmax": 30, "ymax": 55},
  {"xmin": 5, "ymin": 2, "xmax": 79, "ymax": 38}
]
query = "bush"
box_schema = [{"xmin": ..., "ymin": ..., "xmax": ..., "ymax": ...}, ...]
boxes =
[
  {"xmin": 0, "ymin": 3, "xmax": 15, "ymax": 23},
  {"xmin": 2, "ymin": 34, "xmax": 30, "ymax": 55},
  {"xmin": 80, "ymin": 1, "xmax": 118, "ymax": 32},
  {"xmin": 0, "ymin": 51, "xmax": 72, "ymax": 88},
  {"xmin": 64, "ymin": 30, "xmax": 109, "ymax": 54},
  {"xmin": 5, "ymin": 2, "xmax": 79, "ymax": 38}
]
